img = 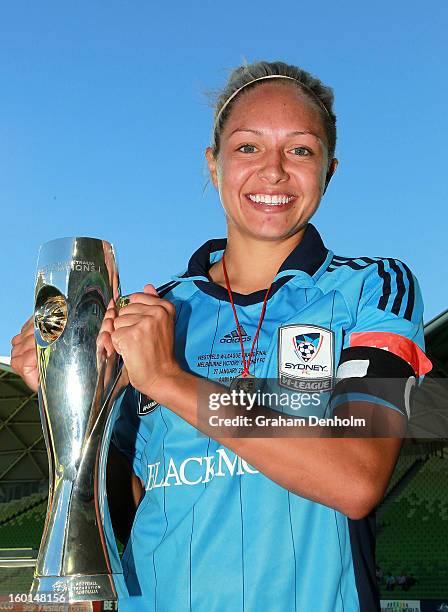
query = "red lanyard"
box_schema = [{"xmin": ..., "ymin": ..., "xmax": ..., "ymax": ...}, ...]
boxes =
[{"xmin": 222, "ymin": 254, "xmax": 271, "ymax": 378}]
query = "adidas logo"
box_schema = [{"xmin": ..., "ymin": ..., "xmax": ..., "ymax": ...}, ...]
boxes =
[{"xmin": 220, "ymin": 326, "xmax": 252, "ymax": 343}]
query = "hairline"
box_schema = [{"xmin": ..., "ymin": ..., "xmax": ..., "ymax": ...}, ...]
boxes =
[{"xmin": 215, "ymin": 83, "xmax": 330, "ymax": 157}]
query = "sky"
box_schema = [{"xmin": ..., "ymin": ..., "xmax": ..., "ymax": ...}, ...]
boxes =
[{"xmin": 0, "ymin": 0, "xmax": 447, "ymax": 355}]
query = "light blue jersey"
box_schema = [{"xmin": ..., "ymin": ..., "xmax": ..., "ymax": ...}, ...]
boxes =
[{"xmin": 112, "ymin": 224, "xmax": 431, "ymax": 612}]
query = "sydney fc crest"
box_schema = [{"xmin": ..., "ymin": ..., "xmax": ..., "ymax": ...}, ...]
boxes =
[
  {"xmin": 278, "ymin": 324, "xmax": 334, "ymax": 391},
  {"xmin": 293, "ymin": 332, "xmax": 324, "ymax": 362}
]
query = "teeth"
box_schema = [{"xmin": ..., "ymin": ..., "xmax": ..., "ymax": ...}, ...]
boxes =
[{"xmin": 248, "ymin": 194, "xmax": 293, "ymax": 205}]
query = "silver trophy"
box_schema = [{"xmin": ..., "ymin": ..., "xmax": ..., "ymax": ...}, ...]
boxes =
[{"xmin": 30, "ymin": 237, "xmax": 127, "ymax": 602}]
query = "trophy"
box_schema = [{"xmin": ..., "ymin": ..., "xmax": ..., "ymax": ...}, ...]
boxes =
[{"xmin": 30, "ymin": 237, "xmax": 127, "ymax": 602}]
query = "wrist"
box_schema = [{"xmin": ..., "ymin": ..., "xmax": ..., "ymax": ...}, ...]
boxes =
[{"xmin": 141, "ymin": 364, "xmax": 192, "ymax": 407}]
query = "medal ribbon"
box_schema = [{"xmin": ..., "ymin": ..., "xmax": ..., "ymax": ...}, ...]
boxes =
[{"xmin": 222, "ymin": 255, "xmax": 271, "ymax": 378}]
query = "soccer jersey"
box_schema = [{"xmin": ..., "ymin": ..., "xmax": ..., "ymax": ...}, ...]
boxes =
[{"xmin": 111, "ymin": 223, "xmax": 431, "ymax": 612}]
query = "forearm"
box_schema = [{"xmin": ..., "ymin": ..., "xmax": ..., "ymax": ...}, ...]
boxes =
[{"xmin": 151, "ymin": 370, "xmax": 402, "ymax": 519}]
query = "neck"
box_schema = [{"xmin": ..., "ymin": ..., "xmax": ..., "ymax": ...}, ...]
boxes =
[{"xmin": 209, "ymin": 225, "xmax": 307, "ymax": 294}]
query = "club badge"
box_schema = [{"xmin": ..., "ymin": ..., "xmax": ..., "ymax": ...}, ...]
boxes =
[{"xmin": 278, "ymin": 324, "xmax": 334, "ymax": 391}]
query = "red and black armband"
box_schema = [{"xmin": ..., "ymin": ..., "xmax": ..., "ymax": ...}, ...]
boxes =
[{"xmin": 331, "ymin": 345, "xmax": 418, "ymax": 418}]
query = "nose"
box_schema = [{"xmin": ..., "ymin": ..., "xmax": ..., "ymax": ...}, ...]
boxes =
[{"xmin": 257, "ymin": 149, "xmax": 289, "ymax": 183}]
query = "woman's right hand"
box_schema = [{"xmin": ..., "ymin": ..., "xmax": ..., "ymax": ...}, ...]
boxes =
[
  {"xmin": 10, "ymin": 316, "xmax": 39, "ymax": 392},
  {"xmin": 10, "ymin": 301, "xmax": 120, "ymax": 394}
]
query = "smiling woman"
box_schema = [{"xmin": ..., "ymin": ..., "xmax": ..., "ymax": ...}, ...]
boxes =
[
  {"xmin": 205, "ymin": 69, "xmax": 338, "ymax": 293},
  {"xmin": 10, "ymin": 60, "xmax": 433, "ymax": 612}
]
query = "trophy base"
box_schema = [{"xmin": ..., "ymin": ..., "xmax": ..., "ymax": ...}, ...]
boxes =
[{"xmin": 30, "ymin": 573, "xmax": 117, "ymax": 602}]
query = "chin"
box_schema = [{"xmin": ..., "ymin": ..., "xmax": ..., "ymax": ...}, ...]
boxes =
[{"xmin": 242, "ymin": 224, "xmax": 299, "ymax": 242}]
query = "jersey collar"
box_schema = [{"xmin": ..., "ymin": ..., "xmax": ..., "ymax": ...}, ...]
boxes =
[{"xmin": 174, "ymin": 223, "xmax": 332, "ymax": 306}]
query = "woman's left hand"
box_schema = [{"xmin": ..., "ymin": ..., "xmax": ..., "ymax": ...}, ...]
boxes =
[{"xmin": 111, "ymin": 284, "xmax": 181, "ymax": 400}]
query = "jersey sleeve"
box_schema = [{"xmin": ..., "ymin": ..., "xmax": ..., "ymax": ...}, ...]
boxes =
[
  {"xmin": 332, "ymin": 259, "xmax": 433, "ymax": 418},
  {"xmin": 111, "ymin": 384, "xmax": 148, "ymax": 480}
]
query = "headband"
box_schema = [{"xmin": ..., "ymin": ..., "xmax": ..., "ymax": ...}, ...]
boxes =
[{"xmin": 213, "ymin": 74, "xmax": 331, "ymax": 132}]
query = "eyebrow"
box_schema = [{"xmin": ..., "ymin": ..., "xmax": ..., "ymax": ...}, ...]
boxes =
[{"xmin": 229, "ymin": 128, "xmax": 322, "ymax": 141}]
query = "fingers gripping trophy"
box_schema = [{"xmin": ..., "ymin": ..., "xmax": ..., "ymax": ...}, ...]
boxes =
[{"xmin": 31, "ymin": 237, "xmax": 127, "ymax": 603}]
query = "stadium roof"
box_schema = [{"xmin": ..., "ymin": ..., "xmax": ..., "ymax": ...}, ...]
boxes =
[
  {"xmin": 424, "ymin": 309, "xmax": 448, "ymax": 377},
  {"xmin": 0, "ymin": 356, "xmax": 47, "ymax": 501}
]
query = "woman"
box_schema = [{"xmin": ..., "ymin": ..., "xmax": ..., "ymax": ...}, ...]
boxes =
[{"xmin": 11, "ymin": 61, "xmax": 432, "ymax": 611}]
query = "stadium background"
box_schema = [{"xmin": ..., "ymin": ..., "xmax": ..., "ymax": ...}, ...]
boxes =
[{"xmin": 0, "ymin": 309, "xmax": 446, "ymax": 611}]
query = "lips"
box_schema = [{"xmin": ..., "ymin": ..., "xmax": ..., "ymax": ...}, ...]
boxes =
[{"xmin": 244, "ymin": 193, "xmax": 297, "ymax": 212}]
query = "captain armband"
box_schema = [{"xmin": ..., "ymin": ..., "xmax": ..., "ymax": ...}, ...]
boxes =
[{"xmin": 331, "ymin": 346, "xmax": 417, "ymax": 418}]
